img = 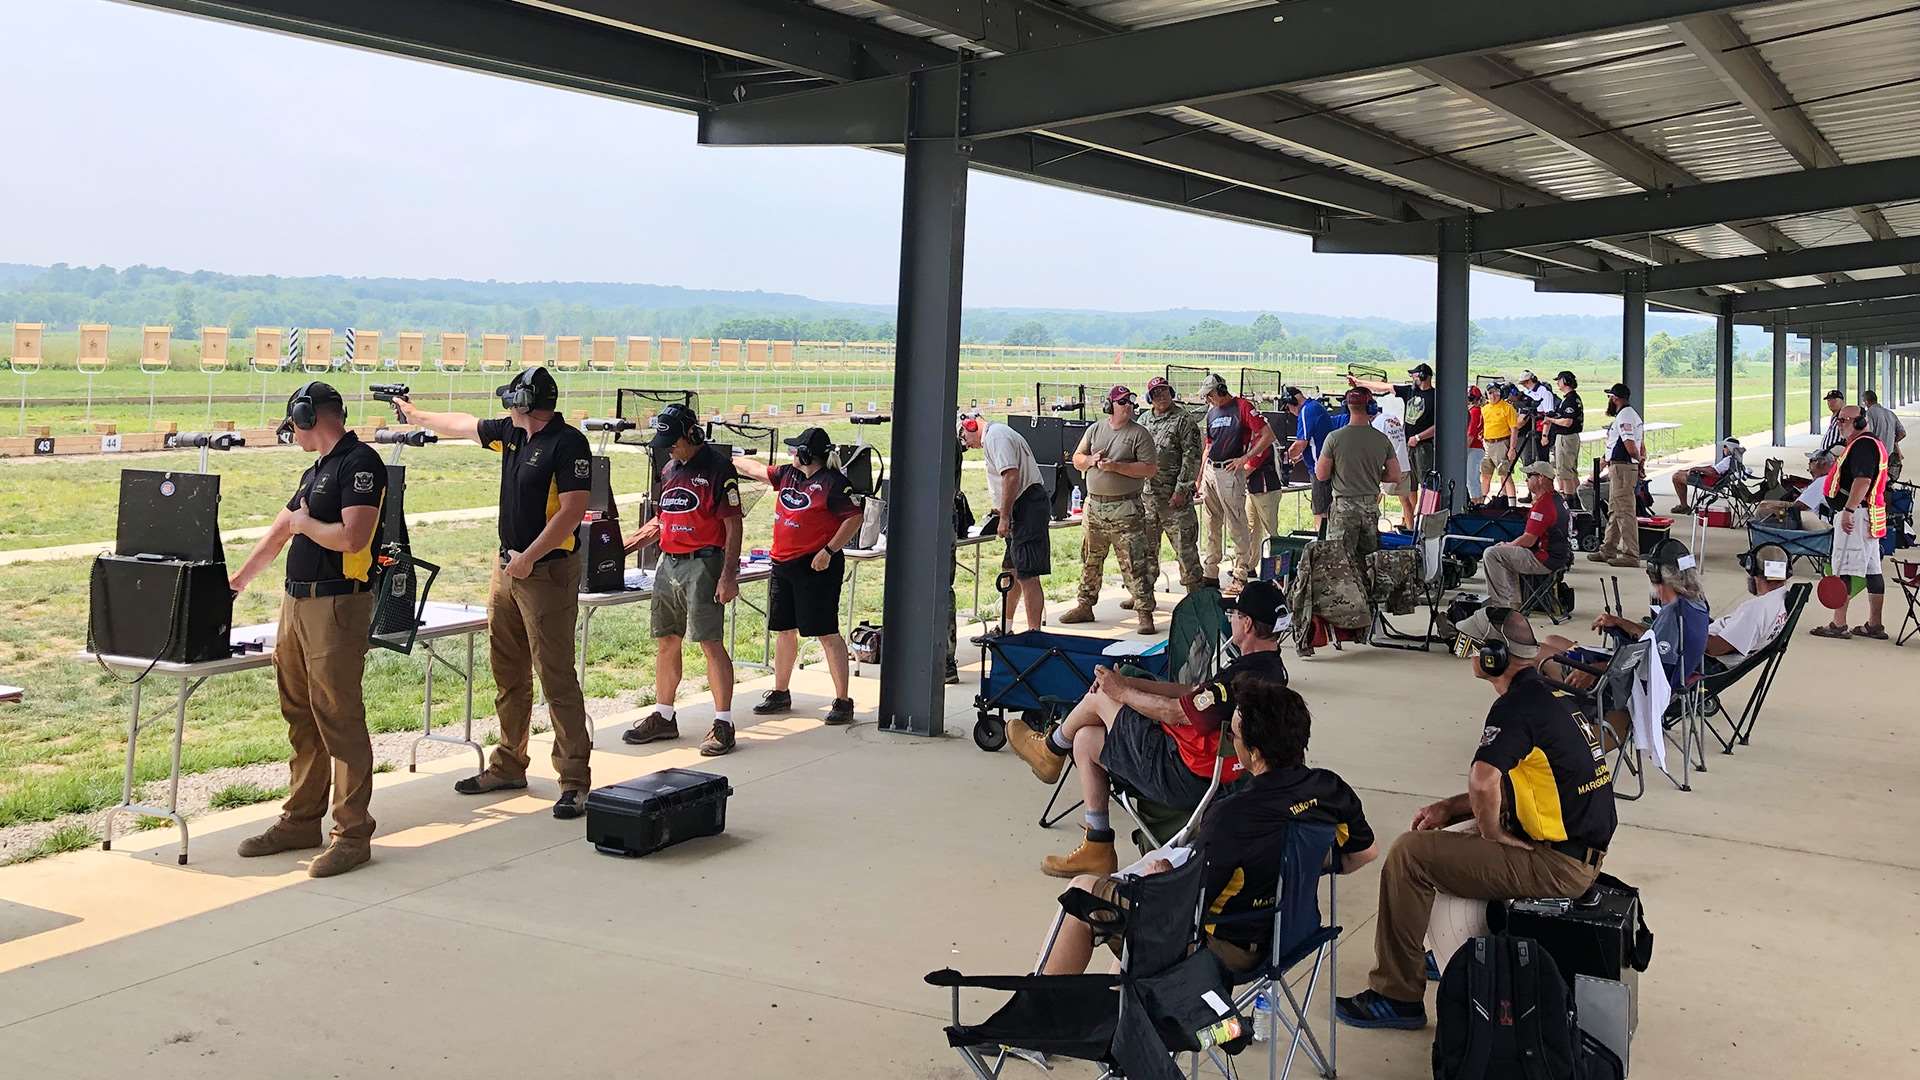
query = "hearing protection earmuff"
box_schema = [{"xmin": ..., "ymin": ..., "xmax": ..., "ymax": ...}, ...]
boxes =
[
  {"xmin": 793, "ymin": 442, "xmax": 816, "ymax": 466},
  {"xmin": 1101, "ymin": 393, "xmax": 1138, "ymax": 415},
  {"xmin": 1476, "ymin": 637, "xmax": 1511, "ymax": 678},
  {"xmin": 497, "ymin": 371, "xmax": 536, "ymax": 412},
  {"xmin": 1852, "ymin": 409, "xmax": 1870, "ymax": 432},
  {"xmin": 1736, "ymin": 548, "xmax": 1792, "ymax": 580},
  {"xmin": 285, "ymin": 382, "xmax": 321, "ymax": 432}
]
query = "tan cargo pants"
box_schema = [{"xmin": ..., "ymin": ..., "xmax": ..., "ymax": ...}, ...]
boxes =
[
  {"xmin": 487, "ymin": 552, "xmax": 592, "ymax": 794},
  {"xmin": 274, "ymin": 591, "xmax": 377, "ymax": 845},
  {"xmin": 1202, "ymin": 462, "xmax": 1255, "ymax": 584}
]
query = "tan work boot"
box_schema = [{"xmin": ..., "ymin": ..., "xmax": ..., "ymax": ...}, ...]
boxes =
[
  {"xmin": 1058, "ymin": 604, "xmax": 1097, "ymax": 624},
  {"xmin": 1042, "ymin": 827, "xmax": 1119, "ymax": 878},
  {"xmin": 1007, "ymin": 722, "xmax": 1068, "ymax": 784},
  {"xmin": 1135, "ymin": 611, "xmax": 1157, "ymax": 635},
  {"xmin": 236, "ymin": 821, "xmax": 322, "ymax": 858},
  {"xmin": 307, "ymin": 841, "xmax": 371, "ymax": 878},
  {"xmin": 1608, "ymin": 555, "xmax": 1643, "ymax": 568}
]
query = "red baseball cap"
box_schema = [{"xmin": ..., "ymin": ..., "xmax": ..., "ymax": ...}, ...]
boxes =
[
  {"xmin": 1107, "ymin": 384, "xmax": 1135, "ymax": 403},
  {"xmin": 1145, "ymin": 376, "xmax": 1172, "ymax": 398}
]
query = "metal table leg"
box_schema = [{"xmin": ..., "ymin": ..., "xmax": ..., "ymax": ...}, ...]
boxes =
[
  {"xmin": 410, "ymin": 633, "xmax": 486, "ymax": 775},
  {"xmin": 102, "ymin": 674, "xmax": 199, "ymax": 865},
  {"xmin": 577, "ymin": 606, "xmax": 597, "ymax": 739}
]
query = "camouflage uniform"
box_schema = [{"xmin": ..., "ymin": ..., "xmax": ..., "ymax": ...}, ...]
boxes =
[
  {"xmin": 1078, "ymin": 494, "xmax": 1156, "ymax": 613},
  {"xmin": 1138, "ymin": 405, "xmax": 1205, "ymax": 590},
  {"xmin": 1323, "ymin": 495, "xmax": 1381, "ymax": 566}
]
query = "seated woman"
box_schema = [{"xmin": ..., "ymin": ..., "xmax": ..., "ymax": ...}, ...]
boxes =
[{"xmin": 1037, "ymin": 672, "xmax": 1376, "ymax": 977}]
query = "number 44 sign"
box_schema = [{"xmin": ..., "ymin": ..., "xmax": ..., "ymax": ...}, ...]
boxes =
[{"xmin": 101, "ymin": 434, "xmax": 122, "ymax": 453}]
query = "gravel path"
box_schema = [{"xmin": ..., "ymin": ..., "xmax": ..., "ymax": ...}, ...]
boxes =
[{"xmin": 0, "ymin": 689, "xmax": 654, "ymax": 864}]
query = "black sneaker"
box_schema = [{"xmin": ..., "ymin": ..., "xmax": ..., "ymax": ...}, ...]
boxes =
[
  {"xmin": 752, "ymin": 689, "xmax": 793, "ymax": 716},
  {"xmin": 1334, "ymin": 990, "xmax": 1427, "ymax": 1030},
  {"xmin": 824, "ymin": 698, "xmax": 855, "ymax": 725},
  {"xmin": 622, "ymin": 711, "xmax": 679, "ymax": 745},
  {"xmin": 551, "ymin": 790, "xmax": 585, "ymax": 820},
  {"xmin": 944, "ymin": 662, "xmax": 960, "ymax": 686},
  {"xmin": 1425, "ymin": 950, "xmax": 1442, "ymax": 982},
  {"xmin": 700, "ymin": 721, "xmax": 737, "ymax": 757}
]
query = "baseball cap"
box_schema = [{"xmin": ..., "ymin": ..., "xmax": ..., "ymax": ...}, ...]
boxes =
[
  {"xmin": 1518, "ymin": 369, "xmax": 1539, "ymax": 383},
  {"xmin": 649, "ymin": 403, "xmax": 701, "ymax": 451},
  {"xmin": 1555, "ymin": 370, "xmax": 1577, "ymax": 388},
  {"xmin": 496, "ymin": 366, "xmax": 560, "ymax": 411},
  {"xmin": 1107, "ymin": 384, "xmax": 1135, "ymax": 404},
  {"xmin": 1344, "ymin": 385, "xmax": 1373, "ymax": 406},
  {"xmin": 1823, "ymin": 389, "xmax": 1845, "ymax": 402},
  {"xmin": 1605, "ymin": 382, "xmax": 1632, "ymax": 399},
  {"xmin": 1224, "ymin": 579, "xmax": 1288, "ymax": 627},
  {"xmin": 1146, "ymin": 376, "xmax": 1173, "ymax": 398},
  {"xmin": 784, "ymin": 426, "xmax": 833, "ymax": 458},
  {"xmin": 1201, "ymin": 372, "xmax": 1230, "ymax": 396},
  {"xmin": 287, "ymin": 381, "xmax": 344, "ymax": 414},
  {"xmin": 1522, "ymin": 461, "xmax": 1555, "ymax": 479},
  {"xmin": 1407, "ymin": 362, "xmax": 1434, "ymax": 379},
  {"xmin": 1467, "ymin": 385, "xmax": 1483, "ymax": 401}
]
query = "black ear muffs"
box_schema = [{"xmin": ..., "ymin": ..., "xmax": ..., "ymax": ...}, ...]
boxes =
[
  {"xmin": 793, "ymin": 443, "xmax": 815, "ymax": 466},
  {"xmin": 1853, "ymin": 411, "xmax": 1870, "ymax": 431},
  {"xmin": 286, "ymin": 381, "xmax": 320, "ymax": 431},
  {"xmin": 1477, "ymin": 638, "xmax": 1511, "ymax": 678}
]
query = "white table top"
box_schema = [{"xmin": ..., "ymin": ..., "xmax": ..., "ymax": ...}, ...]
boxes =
[{"xmin": 80, "ymin": 600, "xmax": 490, "ymax": 677}]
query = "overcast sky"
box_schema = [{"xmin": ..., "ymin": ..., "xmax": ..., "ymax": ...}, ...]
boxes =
[{"xmin": 0, "ymin": 0, "xmax": 1626, "ymax": 322}]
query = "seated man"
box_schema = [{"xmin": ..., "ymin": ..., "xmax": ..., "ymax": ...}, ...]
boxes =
[
  {"xmin": 1703, "ymin": 544, "xmax": 1794, "ymax": 671},
  {"xmin": 1036, "ymin": 673, "xmax": 1376, "ymax": 977},
  {"xmin": 1476, "ymin": 462, "xmax": 1572, "ymax": 650},
  {"xmin": 1336, "ymin": 634, "xmax": 1615, "ymax": 1030},
  {"xmin": 1007, "ymin": 580, "xmax": 1291, "ymax": 878},
  {"xmin": 1668, "ymin": 437, "xmax": 1742, "ymax": 514}
]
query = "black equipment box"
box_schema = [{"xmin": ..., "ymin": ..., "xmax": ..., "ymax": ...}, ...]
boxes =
[
  {"xmin": 117, "ymin": 469, "xmax": 224, "ymax": 563},
  {"xmin": 586, "ymin": 455, "xmax": 615, "ymax": 516},
  {"xmin": 1493, "ymin": 882, "xmax": 1640, "ymax": 986},
  {"xmin": 585, "ymin": 768, "xmax": 733, "ymax": 857},
  {"xmin": 577, "ymin": 517, "xmax": 626, "ymax": 594},
  {"xmin": 88, "ymin": 554, "xmax": 233, "ymax": 664}
]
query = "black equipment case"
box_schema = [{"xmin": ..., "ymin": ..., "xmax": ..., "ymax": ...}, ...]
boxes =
[
  {"xmin": 585, "ymin": 768, "xmax": 733, "ymax": 857},
  {"xmin": 88, "ymin": 554, "xmax": 233, "ymax": 664},
  {"xmin": 577, "ymin": 516, "xmax": 626, "ymax": 593}
]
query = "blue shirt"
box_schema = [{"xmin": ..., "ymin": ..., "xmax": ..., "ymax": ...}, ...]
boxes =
[{"xmin": 1296, "ymin": 399, "xmax": 1346, "ymax": 471}]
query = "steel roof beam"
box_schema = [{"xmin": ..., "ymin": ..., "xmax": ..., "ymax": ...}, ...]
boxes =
[
  {"xmin": 1737, "ymin": 295, "xmax": 1920, "ymax": 328},
  {"xmin": 700, "ymin": 1, "xmax": 1753, "ymax": 144},
  {"xmin": 1672, "ymin": 12, "xmax": 1917, "ymax": 275},
  {"xmin": 1321, "ymin": 155, "xmax": 1920, "ymax": 255},
  {"xmin": 1705, "ymin": 275, "xmax": 1920, "ymax": 314},
  {"xmin": 1537, "ymin": 234, "xmax": 1920, "ymax": 294},
  {"xmin": 1789, "ymin": 313, "xmax": 1920, "ymax": 337}
]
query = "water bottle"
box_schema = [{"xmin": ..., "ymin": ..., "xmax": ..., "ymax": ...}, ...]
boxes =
[
  {"xmin": 1070, "ymin": 485, "xmax": 1084, "ymax": 515},
  {"xmin": 1250, "ymin": 989, "xmax": 1273, "ymax": 1042}
]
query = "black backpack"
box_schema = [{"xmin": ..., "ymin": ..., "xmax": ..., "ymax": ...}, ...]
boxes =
[{"xmin": 1433, "ymin": 935, "xmax": 1580, "ymax": 1080}]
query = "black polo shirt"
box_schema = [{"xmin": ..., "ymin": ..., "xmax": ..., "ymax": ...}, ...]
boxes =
[
  {"xmin": 1197, "ymin": 765, "xmax": 1373, "ymax": 948},
  {"xmin": 1395, "ymin": 383, "xmax": 1436, "ymax": 438},
  {"xmin": 285, "ymin": 431, "xmax": 386, "ymax": 584},
  {"xmin": 1550, "ymin": 390, "xmax": 1584, "ymax": 435},
  {"xmin": 1472, "ymin": 667, "xmax": 1616, "ymax": 851},
  {"xmin": 477, "ymin": 416, "xmax": 594, "ymax": 561}
]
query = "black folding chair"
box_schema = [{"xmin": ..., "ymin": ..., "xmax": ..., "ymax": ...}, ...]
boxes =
[
  {"xmin": 1517, "ymin": 566, "xmax": 1573, "ymax": 625},
  {"xmin": 927, "ymin": 855, "xmax": 1248, "ymax": 1080},
  {"xmin": 1698, "ymin": 582, "xmax": 1812, "ymax": 752},
  {"xmin": 1893, "ymin": 559, "xmax": 1920, "ymax": 647}
]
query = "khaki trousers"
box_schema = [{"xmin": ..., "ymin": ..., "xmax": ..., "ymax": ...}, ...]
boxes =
[
  {"xmin": 1370, "ymin": 825, "xmax": 1599, "ymax": 1001},
  {"xmin": 274, "ymin": 591, "xmax": 376, "ymax": 845},
  {"xmin": 1482, "ymin": 544, "xmax": 1545, "ymax": 609},
  {"xmin": 1601, "ymin": 461, "xmax": 1641, "ymax": 559},
  {"xmin": 1245, "ymin": 490, "xmax": 1282, "ymax": 552},
  {"xmin": 1202, "ymin": 462, "xmax": 1255, "ymax": 583},
  {"xmin": 488, "ymin": 553, "xmax": 592, "ymax": 793}
]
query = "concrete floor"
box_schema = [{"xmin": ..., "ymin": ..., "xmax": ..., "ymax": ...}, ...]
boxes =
[{"xmin": 2, "ymin": 523, "xmax": 1916, "ymax": 1078}]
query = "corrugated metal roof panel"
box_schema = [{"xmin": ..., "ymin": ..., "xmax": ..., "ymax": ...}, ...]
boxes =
[
  {"xmin": 1064, "ymin": 0, "xmax": 1263, "ymax": 30},
  {"xmin": 1734, "ymin": 0, "xmax": 1920, "ymax": 166},
  {"xmin": 1662, "ymin": 225, "xmax": 1767, "ymax": 260}
]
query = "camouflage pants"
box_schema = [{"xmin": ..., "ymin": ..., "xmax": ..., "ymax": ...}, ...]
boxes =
[
  {"xmin": 1078, "ymin": 494, "xmax": 1155, "ymax": 613},
  {"xmin": 1324, "ymin": 495, "xmax": 1381, "ymax": 567},
  {"xmin": 1143, "ymin": 485, "xmax": 1204, "ymax": 592}
]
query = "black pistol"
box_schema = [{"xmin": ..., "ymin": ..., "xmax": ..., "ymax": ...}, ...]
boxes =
[{"xmin": 370, "ymin": 383, "xmax": 411, "ymax": 422}]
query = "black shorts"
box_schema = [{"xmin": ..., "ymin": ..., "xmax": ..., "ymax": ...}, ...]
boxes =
[
  {"xmin": 1099, "ymin": 707, "xmax": 1211, "ymax": 809},
  {"xmin": 1311, "ymin": 477, "xmax": 1333, "ymax": 516},
  {"xmin": 1002, "ymin": 483, "xmax": 1052, "ymax": 580},
  {"xmin": 768, "ymin": 551, "xmax": 845, "ymax": 637}
]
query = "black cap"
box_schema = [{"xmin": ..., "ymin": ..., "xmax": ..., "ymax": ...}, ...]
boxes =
[
  {"xmin": 1224, "ymin": 579, "xmax": 1288, "ymax": 626},
  {"xmin": 288, "ymin": 381, "xmax": 344, "ymax": 413},
  {"xmin": 1407, "ymin": 362, "xmax": 1434, "ymax": 379},
  {"xmin": 785, "ymin": 426, "xmax": 833, "ymax": 457},
  {"xmin": 497, "ymin": 366, "xmax": 560, "ymax": 411},
  {"xmin": 1606, "ymin": 382, "xmax": 1632, "ymax": 400},
  {"xmin": 649, "ymin": 403, "xmax": 700, "ymax": 451},
  {"xmin": 1555, "ymin": 370, "xmax": 1577, "ymax": 388},
  {"xmin": 1824, "ymin": 389, "xmax": 1845, "ymax": 401}
]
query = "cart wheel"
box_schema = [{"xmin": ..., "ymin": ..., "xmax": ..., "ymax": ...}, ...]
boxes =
[
  {"xmin": 1020, "ymin": 708, "xmax": 1049, "ymax": 734},
  {"xmin": 973, "ymin": 716, "xmax": 1007, "ymax": 752}
]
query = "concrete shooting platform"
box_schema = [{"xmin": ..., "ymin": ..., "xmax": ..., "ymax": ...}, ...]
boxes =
[{"xmin": 1, "ymin": 532, "xmax": 1916, "ymax": 1079}]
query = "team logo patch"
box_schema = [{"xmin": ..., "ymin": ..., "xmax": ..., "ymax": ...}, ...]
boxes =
[
  {"xmin": 779, "ymin": 487, "xmax": 813, "ymax": 511},
  {"xmin": 726, "ymin": 487, "xmax": 741, "ymax": 507},
  {"xmin": 352, "ymin": 471, "xmax": 375, "ymax": 494},
  {"xmin": 1189, "ymin": 688, "xmax": 1216, "ymax": 712},
  {"xmin": 574, "ymin": 459, "xmax": 591, "ymax": 478},
  {"xmin": 1480, "ymin": 725, "xmax": 1501, "ymax": 747},
  {"xmin": 658, "ymin": 486, "xmax": 699, "ymax": 514}
]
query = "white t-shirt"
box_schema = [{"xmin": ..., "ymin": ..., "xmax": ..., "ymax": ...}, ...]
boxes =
[
  {"xmin": 1605, "ymin": 407, "xmax": 1644, "ymax": 460},
  {"xmin": 1707, "ymin": 586, "xmax": 1790, "ymax": 663},
  {"xmin": 1522, "ymin": 383, "xmax": 1557, "ymax": 413},
  {"xmin": 982, "ymin": 422, "xmax": 1042, "ymax": 501},
  {"xmin": 1374, "ymin": 411, "xmax": 1409, "ymax": 469}
]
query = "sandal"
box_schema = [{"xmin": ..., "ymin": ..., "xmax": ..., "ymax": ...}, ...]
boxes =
[
  {"xmin": 1808, "ymin": 624, "xmax": 1851, "ymax": 639},
  {"xmin": 1850, "ymin": 623, "xmax": 1890, "ymax": 640}
]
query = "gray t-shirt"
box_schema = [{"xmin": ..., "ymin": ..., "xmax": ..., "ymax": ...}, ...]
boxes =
[
  {"xmin": 1322, "ymin": 423, "xmax": 1395, "ymax": 498},
  {"xmin": 1866, "ymin": 404, "xmax": 1905, "ymax": 455},
  {"xmin": 1076, "ymin": 419, "xmax": 1156, "ymax": 497},
  {"xmin": 982, "ymin": 422, "xmax": 1042, "ymax": 501}
]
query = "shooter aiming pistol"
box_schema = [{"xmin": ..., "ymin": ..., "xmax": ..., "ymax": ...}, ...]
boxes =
[{"xmin": 370, "ymin": 383, "xmax": 411, "ymax": 422}]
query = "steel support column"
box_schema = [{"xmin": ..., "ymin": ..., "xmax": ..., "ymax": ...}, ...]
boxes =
[
  {"xmin": 1807, "ymin": 334, "xmax": 1822, "ymax": 435},
  {"xmin": 877, "ymin": 72, "xmax": 969, "ymax": 737},
  {"xmin": 1836, "ymin": 342, "xmax": 1848, "ymax": 399},
  {"xmin": 1434, "ymin": 219, "xmax": 1470, "ymax": 511},
  {"xmin": 1771, "ymin": 325, "xmax": 1788, "ymax": 447},
  {"xmin": 1714, "ymin": 299, "xmax": 1735, "ymax": 448},
  {"xmin": 1857, "ymin": 345, "xmax": 1868, "ymax": 399},
  {"xmin": 1623, "ymin": 278, "xmax": 1647, "ymax": 419}
]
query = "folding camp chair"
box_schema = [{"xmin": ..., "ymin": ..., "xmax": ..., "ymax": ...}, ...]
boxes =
[
  {"xmin": 1207, "ymin": 822, "xmax": 1344, "ymax": 1080},
  {"xmin": 927, "ymin": 854, "xmax": 1243, "ymax": 1080},
  {"xmin": 1895, "ymin": 560, "xmax": 1920, "ymax": 647},
  {"xmin": 1517, "ymin": 566, "xmax": 1573, "ymax": 625},
  {"xmin": 1372, "ymin": 516, "xmax": 1451, "ymax": 649},
  {"xmin": 1698, "ymin": 582, "xmax": 1811, "ymax": 751}
]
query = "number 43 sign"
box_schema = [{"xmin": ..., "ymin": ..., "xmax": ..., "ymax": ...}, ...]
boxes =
[{"xmin": 32, "ymin": 437, "xmax": 55, "ymax": 455}]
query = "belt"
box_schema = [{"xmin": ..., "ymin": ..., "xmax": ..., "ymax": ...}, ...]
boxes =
[
  {"xmin": 1209, "ymin": 460, "xmax": 1242, "ymax": 469},
  {"xmin": 1550, "ymin": 840, "xmax": 1605, "ymax": 867},
  {"xmin": 1085, "ymin": 492, "xmax": 1138, "ymax": 503},
  {"xmin": 285, "ymin": 579, "xmax": 371, "ymax": 599},
  {"xmin": 663, "ymin": 546, "xmax": 724, "ymax": 560}
]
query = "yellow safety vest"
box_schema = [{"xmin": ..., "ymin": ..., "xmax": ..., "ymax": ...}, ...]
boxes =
[{"xmin": 1825, "ymin": 434, "xmax": 1889, "ymax": 538}]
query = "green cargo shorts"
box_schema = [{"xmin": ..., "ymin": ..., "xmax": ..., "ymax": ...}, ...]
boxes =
[{"xmin": 652, "ymin": 552, "xmax": 726, "ymax": 642}]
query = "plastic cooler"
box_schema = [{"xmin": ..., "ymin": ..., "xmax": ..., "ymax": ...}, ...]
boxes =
[{"xmin": 1636, "ymin": 516, "xmax": 1673, "ymax": 553}]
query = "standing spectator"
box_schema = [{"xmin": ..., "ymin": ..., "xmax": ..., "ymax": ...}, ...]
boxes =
[
  {"xmin": 1133, "ymin": 376, "xmax": 1205, "ymax": 603},
  {"xmin": 1479, "ymin": 384, "xmax": 1520, "ymax": 501},
  {"xmin": 1810, "ymin": 389, "xmax": 1847, "ymax": 475},
  {"xmin": 961, "ymin": 414, "xmax": 1050, "ymax": 632},
  {"xmin": 1352, "ymin": 363, "xmax": 1436, "ymax": 525},
  {"xmin": 622, "ymin": 404, "xmax": 746, "ymax": 756},
  {"xmin": 1245, "ymin": 429, "xmax": 1287, "ymax": 566},
  {"xmin": 736, "ymin": 427, "xmax": 864, "ymax": 726},
  {"xmin": 1544, "ymin": 371, "xmax": 1584, "ymax": 501},
  {"xmin": 1062, "ymin": 386, "xmax": 1160, "ymax": 633},
  {"xmin": 1465, "ymin": 386, "xmax": 1486, "ymax": 504},
  {"xmin": 1588, "ymin": 382, "xmax": 1643, "ymax": 568},
  {"xmin": 1860, "ymin": 390, "xmax": 1906, "ymax": 481},
  {"xmin": 1514, "ymin": 370, "xmax": 1557, "ymax": 468},
  {"xmin": 1284, "ymin": 386, "xmax": 1348, "ymax": 530},
  {"xmin": 1316, "ymin": 387, "xmax": 1399, "ymax": 563},
  {"xmin": 1811, "ymin": 406, "xmax": 1892, "ymax": 639},
  {"xmin": 1199, "ymin": 373, "xmax": 1274, "ymax": 593},
  {"xmin": 1373, "ymin": 398, "xmax": 1415, "ymax": 530}
]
